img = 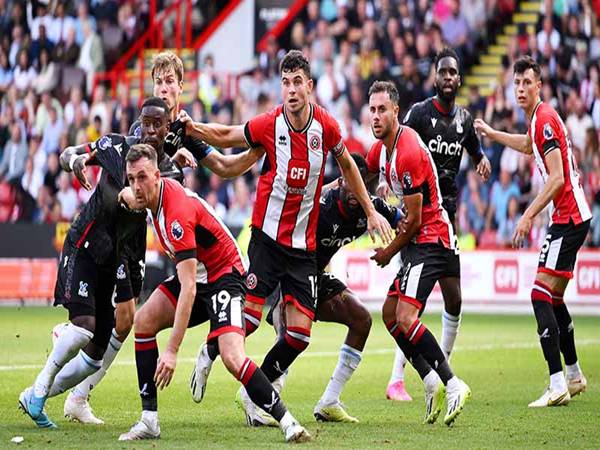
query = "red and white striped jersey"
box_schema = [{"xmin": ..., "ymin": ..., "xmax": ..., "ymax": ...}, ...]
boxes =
[
  {"xmin": 244, "ymin": 103, "xmax": 344, "ymax": 251},
  {"xmin": 529, "ymin": 102, "xmax": 591, "ymax": 225},
  {"xmin": 150, "ymin": 178, "xmax": 247, "ymax": 283},
  {"xmin": 366, "ymin": 126, "xmax": 455, "ymax": 249}
]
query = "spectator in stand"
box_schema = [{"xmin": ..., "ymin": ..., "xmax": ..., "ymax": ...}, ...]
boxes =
[
  {"xmin": 86, "ymin": 115, "xmax": 102, "ymax": 143},
  {"xmin": 26, "ymin": 1, "xmax": 52, "ymax": 42},
  {"xmin": 47, "ymin": 3, "xmax": 75, "ymax": 44},
  {"xmin": 439, "ymin": 0, "xmax": 470, "ymax": 64},
  {"xmin": 537, "ymin": 15, "xmax": 561, "ymax": 52},
  {"xmin": 40, "ymin": 106, "xmax": 63, "ymax": 156},
  {"xmin": 29, "ymin": 24, "xmax": 54, "ymax": 67},
  {"xmin": 118, "ymin": 2, "xmax": 139, "ymax": 46},
  {"xmin": 459, "ymin": 171, "xmax": 489, "ymax": 237},
  {"xmin": 34, "ymin": 48, "xmax": 59, "ymax": 94},
  {"xmin": 0, "ymin": 122, "xmax": 27, "ymax": 183},
  {"xmin": 0, "ymin": 49, "xmax": 13, "ymax": 94},
  {"xmin": 355, "ymin": 104, "xmax": 376, "ymax": 151},
  {"xmin": 365, "ymin": 51, "xmax": 393, "ymax": 91},
  {"xmin": 42, "ymin": 150, "xmax": 61, "ymax": 198},
  {"xmin": 334, "ymin": 39, "xmax": 357, "ymax": 81},
  {"xmin": 317, "ymin": 58, "xmax": 346, "ymax": 113},
  {"xmin": 64, "ymin": 86, "xmax": 89, "ymax": 126},
  {"xmin": 13, "ymin": 49, "xmax": 37, "ymax": 93},
  {"xmin": 78, "ymin": 22, "xmax": 104, "ymax": 96},
  {"xmin": 55, "ymin": 171, "xmax": 78, "ymax": 221},
  {"xmin": 53, "ymin": 27, "xmax": 80, "ymax": 66},
  {"xmin": 21, "ymin": 155, "xmax": 44, "ymax": 202},
  {"xmin": 74, "ymin": 1, "xmax": 97, "ymax": 47},
  {"xmin": 396, "ymin": 54, "xmax": 425, "ymax": 112},
  {"xmin": 8, "ymin": 24, "xmax": 24, "ymax": 67},
  {"xmin": 198, "ymin": 54, "xmax": 220, "ymax": 114},
  {"xmin": 66, "ymin": 106, "xmax": 87, "ymax": 146},
  {"xmin": 36, "ymin": 184, "xmax": 60, "ymax": 223},
  {"xmin": 486, "ymin": 170, "xmax": 521, "ymax": 230},
  {"xmin": 468, "ymin": 85, "xmax": 486, "ymax": 118},
  {"xmin": 34, "ymin": 91, "xmax": 62, "ymax": 137},
  {"xmin": 341, "ymin": 110, "xmax": 366, "ymax": 157},
  {"xmin": 111, "ymin": 86, "xmax": 135, "ymax": 133},
  {"xmin": 88, "ymin": 85, "xmax": 110, "ymax": 134},
  {"xmin": 205, "ymin": 190, "xmax": 227, "ymax": 220},
  {"xmin": 225, "ymin": 178, "xmax": 253, "ymax": 230},
  {"xmin": 496, "ymin": 196, "xmax": 522, "ymax": 247},
  {"xmin": 566, "ymin": 96, "xmax": 594, "ymax": 154}
]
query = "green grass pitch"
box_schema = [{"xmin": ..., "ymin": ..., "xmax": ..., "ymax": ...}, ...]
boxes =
[{"xmin": 0, "ymin": 306, "xmax": 599, "ymax": 449}]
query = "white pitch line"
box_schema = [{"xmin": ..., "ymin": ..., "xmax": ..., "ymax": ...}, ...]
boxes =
[{"xmin": 1, "ymin": 339, "xmax": 600, "ymax": 372}]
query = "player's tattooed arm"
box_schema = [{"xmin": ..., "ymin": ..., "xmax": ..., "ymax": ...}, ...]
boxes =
[
  {"xmin": 155, "ymin": 256, "xmax": 197, "ymax": 390},
  {"xmin": 201, "ymin": 146, "xmax": 265, "ymax": 178},
  {"xmin": 178, "ymin": 110, "xmax": 249, "ymax": 149},
  {"xmin": 474, "ymin": 118, "xmax": 532, "ymax": 155},
  {"xmin": 59, "ymin": 144, "xmax": 98, "ymax": 190},
  {"xmin": 371, "ymin": 192, "xmax": 422, "ymax": 267}
]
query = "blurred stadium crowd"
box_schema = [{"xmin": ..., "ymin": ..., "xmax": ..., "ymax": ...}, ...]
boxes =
[{"xmin": 0, "ymin": 0, "xmax": 599, "ymax": 249}]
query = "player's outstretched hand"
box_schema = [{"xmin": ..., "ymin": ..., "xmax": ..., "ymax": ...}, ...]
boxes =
[
  {"xmin": 172, "ymin": 148, "xmax": 197, "ymax": 169},
  {"xmin": 512, "ymin": 216, "xmax": 532, "ymax": 249},
  {"xmin": 73, "ymin": 153, "xmax": 94, "ymax": 190},
  {"xmin": 370, "ymin": 247, "xmax": 392, "ymax": 267},
  {"xmin": 367, "ymin": 211, "xmax": 393, "ymax": 245},
  {"xmin": 155, "ymin": 349, "xmax": 177, "ymax": 390},
  {"xmin": 474, "ymin": 118, "xmax": 493, "ymax": 137},
  {"xmin": 476, "ymin": 155, "xmax": 491, "ymax": 181}
]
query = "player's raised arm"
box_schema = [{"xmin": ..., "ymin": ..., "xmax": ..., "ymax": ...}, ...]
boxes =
[
  {"xmin": 202, "ymin": 146, "xmax": 265, "ymax": 179},
  {"xmin": 179, "ymin": 110, "xmax": 249, "ymax": 149},
  {"xmin": 155, "ymin": 256, "xmax": 197, "ymax": 390},
  {"xmin": 474, "ymin": 118, "xmax": 532, "ymax": 155},
  {"xmin": 336, "ymin": 148, "xmax": 393, "ymax": 244},
  {"xmin": 371, "ymin": 192, "xmax": 422, "ymax": 267},
  {"xmin": 59, "ymin": 143, "xmax": 98, "ymax": 190}
]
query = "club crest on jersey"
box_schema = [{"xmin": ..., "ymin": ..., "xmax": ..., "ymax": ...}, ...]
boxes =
[
  {"xmin": 246, "ymin": 273, "xmax": 257, "ymax": 290},
  {"xmin": 116, "ymin": 264, "xmax": 126, "ymax": 280},
  {"xmin": 309, "ymin": 134, "xmax": 321, "ymax": 151},
  {"xmin": 403, "ymin": 171, "xmax": 413, "ymax": 188},
  {"xmin": 543, "ymin": 123, "xmax": 554, "ymax": 140},
  {"xmin": 78, "ymin": 281, "xmax": 89, "ymax": 298},
  {"xmin": 98, "ymin": 135, "xmax": 112, "ymax": 150},
  {"xmin": 455, "ymin": 117, "xmax": 463, "ymax": 134},
  {"xmin": 170, "ymin": 220, "xmax": 184, "ymax": 241}
]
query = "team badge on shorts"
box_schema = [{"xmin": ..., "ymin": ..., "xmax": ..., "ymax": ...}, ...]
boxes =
[
  {"xmin": 116, "ymin": 264, "xmax": 126, "ymax": 280},
  {"xmin": 246, "ymin": 273, "xmax": 257, "ymax": 290},
  {"xmin": 170, "ymin": 220, "xmax": 184, "ymax": 240}
]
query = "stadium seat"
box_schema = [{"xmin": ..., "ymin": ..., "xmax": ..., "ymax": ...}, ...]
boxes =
[
  {"xmin": 0, "ymin": 183, "xmax": 15, "ymax": 223},
  {"xmin": 477, "ymin": 230, "xmax": 498, "ymax": 249}
]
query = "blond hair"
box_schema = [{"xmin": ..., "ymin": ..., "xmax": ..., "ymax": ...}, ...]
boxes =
[{"xmin": 151, "ymin": 51, "xmax": 184, "ymax": 83}]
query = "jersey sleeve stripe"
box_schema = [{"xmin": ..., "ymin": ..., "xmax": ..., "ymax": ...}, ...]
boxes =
[
  {"xmin": 174, "ymin": 248, "xmax": 196, "ymax": 263},
  {"xmin": 243, "ymin": 122, "xmax": 259, "ymax": 148}
]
